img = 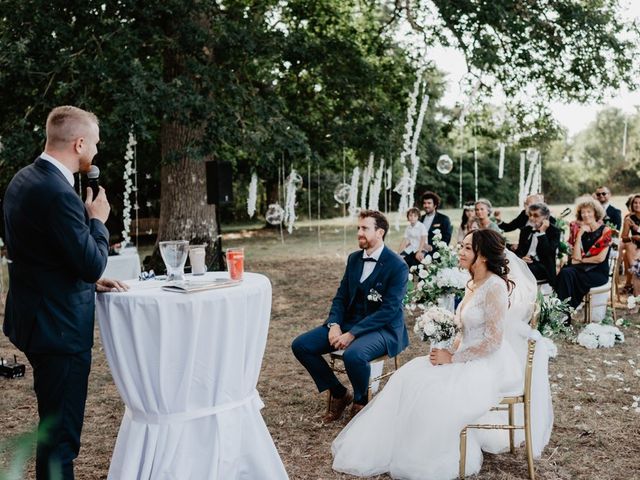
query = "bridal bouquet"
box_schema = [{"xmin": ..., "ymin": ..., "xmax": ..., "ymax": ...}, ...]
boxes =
[
  {"xmin": 414, "ymin": 305, "xmax": 459, "ymax": 349},
  {"xmin": 405, "ymin": 230, "xmax": 469, "ymax": 310}
]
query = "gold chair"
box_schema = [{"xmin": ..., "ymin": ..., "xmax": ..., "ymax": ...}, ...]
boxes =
[
  {"xmin": 583, "ymin": 251, "xmax": 618, "ymax": 323},
  {"xmin": 326, "ymin": 351, "xmax": 399, "ymax": 413},
  {"xmin": 459, "ymin": 321, "xmax": 538, "ymax": 479}
]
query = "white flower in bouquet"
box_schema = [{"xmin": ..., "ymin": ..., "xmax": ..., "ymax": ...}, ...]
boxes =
[
  {"xmin": 414, "ymin": 306, "xmax": 458, "ymax": 344},
  {"xmin": 418, "ymin": 268, "xmax": 429, "ymax": 279},
  {"xmin": 577, "ymin": 330, "xmax": 599, "ymax": 349},
  {"xmin": 435, "ymin": 267, "xmax": 469, "ymax": 290},
  {"xmin": 627, "ymin": 295, "xmax": 638, "ymax": 309},
  {"xmin": 436, "ymin": 241, "xmax": 448, "ymax": 250},
  {"xmin": 432, "ymin": 252, "xmax": 440, "ymax": 259},
  {"xmin": 421, "ymin": 255, "xmax": 432, "ymax": 265},
  {"xmin": 577, "ymin": 323, "xmax": 625, "ymax": 349}
]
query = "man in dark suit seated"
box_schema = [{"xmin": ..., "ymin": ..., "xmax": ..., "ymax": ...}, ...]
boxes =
[
  {"xmin": 3, "ymin": 106, "xmax": 127, "ymax": 480},
  {"xmin": 494, "ymin": 193, "xmax": 557, "ymax": 233},
  {"xmin": 292, "ymin": 210, "xmax": 409, "ymax": 421},
  {"xmin": 417, "ymin": 191, "xmax": 452, "ymax": 261},
  {"xmin": 594, "ymin": 185, "xmax": 622, "ymax": 231},
  {"xmin": 514, "ymin": 203, "xmax": 560, "ymax": 287}
]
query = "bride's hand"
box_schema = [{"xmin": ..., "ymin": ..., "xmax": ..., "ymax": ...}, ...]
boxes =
[{"xmin": 429, "ymin": 349, "xmax": 453, "ymax": 366}]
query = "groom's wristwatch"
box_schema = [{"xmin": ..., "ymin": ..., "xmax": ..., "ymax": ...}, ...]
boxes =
[{"xmin": 327, "ymin": 322, "xmax": 338, "ymax": 329}]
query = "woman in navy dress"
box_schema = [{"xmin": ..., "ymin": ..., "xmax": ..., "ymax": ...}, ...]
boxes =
[{"xmin": 557, "ymin": 196, "xmax": 612, "ymax": 311}]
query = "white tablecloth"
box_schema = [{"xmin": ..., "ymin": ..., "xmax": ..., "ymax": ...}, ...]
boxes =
[
  {"xmin": 103, "ymin": 247, "xmax": 141, "ymax": 281},
  {"xmin": 96, "ymin": 272, "xmax": 288, "ymax": 480}
]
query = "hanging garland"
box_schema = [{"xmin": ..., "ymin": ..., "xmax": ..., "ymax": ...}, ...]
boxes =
[
  {"xmin": 498, "ymin": 142, "xmax": 506, "ymax": 180},
  {"xmin": 360, "ymin": 154, "xmax": 374, "ymax": 209},
  {"xmin": 121, "ymin": 132, "xmax": 137, "ymax": 247},
  {"xmin": 368, "ymin": 158, "xmax": 385, "ymax": 211},
  {"xmin": 348, "ymin": 167, "xmax": 360, "ymax": 218},
  {"xmin": 283, "ymin": 169, "xmax": 301, "ymax": 234},
  {"xmin": 247, "ymin": 173, "xmax": 258, "ymax": 218}
]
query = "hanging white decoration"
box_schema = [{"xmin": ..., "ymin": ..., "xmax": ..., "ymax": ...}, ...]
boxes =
[
  {"xmin": 360, "ymin": 153, "xmax": 375, "ymax": 209},
  {"xmin": 265, "ymin": 203, "xmax": 285, "ymax": 225},
  {"xmin": 121, "ymin": 131, "xmax": 137, "ymax": 247},
  {"xmin": 393, "ymin": 166, "xmax": 413, "ymax": 230},
  {"xmin": 348, "ymin": 167, "xmax": 360, "ymax": 217},
  {"xmin": 385, "ymin": 167, "xmax": 392, "ymax": 190},
  {"xmin": 368, "ymin": 158, "xmax": 385, "ymax": 211},
  {"xmin": 247, "ymin": 173, "xmax": 258, "ymax": 218},
  {"xmin": 498, "ymin": 142, "xmax": 506, "ymax": 179},
  {"xmin": 400, "ymin": 66, "xmax": 425, "ymax": 165},
  {"xmin": 518, "ymin": 150, "xmax": 526, "ymax": 207},
  {"xmin": 473, "ymin": 145, "xmax": 479, "ymax": 201},
  {"xmin": 396, "ymin": 68, "xmax": 429, "ymax": 227},
  {"xmin": 622, "ymin": 117, "xmax": 628, "ymax": 159},
  {"xmin": 523, "ymin": 148, "xmax": 539, "ymax": 199},
  {"xmin": 537, "ymin": 153, "xmax": 542, "ymax": 193},
  {"xmin": 283, "ymin": 168, "xmax": 299, "ymax": 233}
]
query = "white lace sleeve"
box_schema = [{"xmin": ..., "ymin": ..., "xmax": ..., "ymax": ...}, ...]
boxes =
[{"xmin": 452, "ymin": 279, "xmax": 508, "ymax": 363}]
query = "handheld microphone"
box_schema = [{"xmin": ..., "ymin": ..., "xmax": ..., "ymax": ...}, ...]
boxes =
[{"xmin": 87, "ymin": 165, "xmax": 100, "ymax": 200}]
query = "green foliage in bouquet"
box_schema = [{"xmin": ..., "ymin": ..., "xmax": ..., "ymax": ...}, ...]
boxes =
[
  {"xmin": 404, "ymin": 230, "xmax": 468, "ymax": 309},
  {"xmin": 537, "ymin": 292, "xmax": 574, "ymax": 338}
]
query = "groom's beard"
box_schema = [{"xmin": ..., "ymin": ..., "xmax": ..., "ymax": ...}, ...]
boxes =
[{"xmin": 358, "ymin": 237, "xmax": 370, "ymax": 250}]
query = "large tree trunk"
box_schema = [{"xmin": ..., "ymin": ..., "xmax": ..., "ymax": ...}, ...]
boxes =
[{"xmin": 144, "ymin": 122, "xmax": 222, "ymax": 273}]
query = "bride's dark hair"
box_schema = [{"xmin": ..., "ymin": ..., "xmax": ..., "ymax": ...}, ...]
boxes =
[{"xmin": 468, "ymin": 229, "xmax": 515, "ymax": 293}]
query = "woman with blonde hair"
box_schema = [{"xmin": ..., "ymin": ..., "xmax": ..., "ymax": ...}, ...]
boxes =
[
  {"xmin": 470, "ymin": 198, "xmax": 501, "ymax": 233},
  {"xmin": 557, "ymin": 196, "xmax": 612, "ymax": 313}
]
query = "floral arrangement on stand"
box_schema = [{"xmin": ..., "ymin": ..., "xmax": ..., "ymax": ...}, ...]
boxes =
[
  {"xmin": 413, "ymin": 305, "xmax": 459, "ymax": 349},
  {"xmin": 576, "ymin": 323, "xmax": 625, "ymax": 349},
  {"xmin": 404, "ymin": 230, "xmax": 469, "ymax": 312},
  {"xmin": 536, "ymin": 292, "xmax": 574, "ymax": 339}
]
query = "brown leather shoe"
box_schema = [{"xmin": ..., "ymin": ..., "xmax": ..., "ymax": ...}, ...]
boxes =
[
  {"xmin": 323, "ymin": 391, "xmax": 353, "ymax": 422},
  {"xmin": 349, "ymin": 402, "xmax": 365, "ymax": 419}
]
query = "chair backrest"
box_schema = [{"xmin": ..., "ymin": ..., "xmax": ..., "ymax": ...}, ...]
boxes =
[{"xmin": 522, "ymin": 308, "xmax": 539, "ymax": 400}]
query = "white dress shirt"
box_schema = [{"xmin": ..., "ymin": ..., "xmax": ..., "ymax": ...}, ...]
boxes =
[
  {"xmin": 421, "ymin": 212, "xmax": 436, "ymax": 233},
  {"xmin": 526, "ymin": 231, "xmax": 545, "ymax": 260},
  {"xmin": 360, "ymin": 244, "xmax": 384, "ymax": 283},
  {"xmin": 40, "ymin": 152, "xmax": 75, "ymax": 187},
  {"xmin": 403, "ymin": 222, "xmax": 428, "ymax": 254}
]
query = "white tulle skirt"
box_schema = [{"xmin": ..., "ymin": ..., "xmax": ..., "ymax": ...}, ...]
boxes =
[{"xmin": 331, "ymin": 341, "xmax": 522, "ymax": 480}]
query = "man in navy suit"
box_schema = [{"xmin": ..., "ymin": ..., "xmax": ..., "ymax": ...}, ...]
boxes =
[
  {"xmin": 594, "ymin": 186, "xmax": 622, "ymax": 230},
  {"xmin": 417, "ymin": 191, "xmax": 452, "ymax": 261},
  {"xmin": 3, "ymin": 106, "xmax": 127, "ymax": 480},
  {"xmin": 292, "ymin": 210, "xmax": 409, "ymax": 421}
]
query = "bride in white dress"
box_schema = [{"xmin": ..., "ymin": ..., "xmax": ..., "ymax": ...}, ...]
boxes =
[{"xmin": 332, "ymin": 229, "xmax": 547, "ymax": 480}]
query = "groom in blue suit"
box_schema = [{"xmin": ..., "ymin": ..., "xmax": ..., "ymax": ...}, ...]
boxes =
[
  {"xmin": 292, "ymin": 210, "xmax": 409, "ymax": 421},
  {"xmin": 3, "ymin": 106, "xmax": 126, "ymax": 480}
]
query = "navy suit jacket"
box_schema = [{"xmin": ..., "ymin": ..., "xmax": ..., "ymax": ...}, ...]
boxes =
[
  {"xmin": 3, "ymin": 158, "xmax": 109, "ymax": 354},
  {"xmin": 605, "ymin": 205, "xmax": 622, "ymax": 231},
  {"xmin": 324, "ymin": 245, "xmax": 409, "ymax": 357},
  {"xmin": 419, "ymin": 211, "xmax": 453, "ymax": 247}
]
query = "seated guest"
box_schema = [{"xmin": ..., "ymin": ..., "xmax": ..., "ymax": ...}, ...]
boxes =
[
  {"xmin": 419, "ymin": 191, "xmax": 452, "ymax": 253},
  {"xmin": 398, "ymin": 207, "xmax": 427, "ymax": 267},
  {"xmin": 471, "ymin": 198, "xmax": 502, "ymax": 233},
  {"xmin": 594, "ymin": 185, "xmax": 621, "ymax": 230},
  {"xmin": 514, "ymin": 203, "xmax": 560, "ymax": 287},
  {"xmin": 494, "ymin": 193, "xmax": 545, "ymax": 232},
  {"xmin": 556, "ymin": 196, "xmax": 612, "ymax": 312},
  {"xmin": 620, "ymin": 194, "xmax": 640, "ymax": 293},
  {"xmin": 292, "ymin": 210, "xmax": 409, "ymax": 421},
  {"xmin": 456, "ymin": 201, "xmax": 476, "ymax": 245}
]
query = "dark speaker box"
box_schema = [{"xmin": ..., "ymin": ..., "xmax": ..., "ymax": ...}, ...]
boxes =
[{"xmin": 206, "ymin": 161, "xmax": 233, "ymax": 205}]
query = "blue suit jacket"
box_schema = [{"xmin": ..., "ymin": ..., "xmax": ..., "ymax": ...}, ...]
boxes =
[
  {"xmin": 3, "ymin": 158, "xmax": 109, "ymax": 354},
  {"xmin": 324, "ymin": 245, "xmax": 409, "ymax": 357}
]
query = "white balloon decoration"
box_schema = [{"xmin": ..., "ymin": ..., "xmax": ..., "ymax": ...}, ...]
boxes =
[
  {"xmin": 266, "ymin": 203, "xmax": 285, "ymax": 225},
  {"xmin": 436, "ymin": 154, "xmax": 453, "ymax": 174},
  {"xmin": 333, "ymin": 183, "xmax": 351, "ymax": 204}
]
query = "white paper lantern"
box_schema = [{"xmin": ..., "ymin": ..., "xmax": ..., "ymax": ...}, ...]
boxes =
[{"xmin": 436, "ymin": 154, "xmax": 453, "ymax": 174}]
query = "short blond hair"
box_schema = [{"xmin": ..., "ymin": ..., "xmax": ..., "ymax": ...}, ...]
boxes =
[
  {"xmin": 575, "ymin": 195, "xmax": 605, "ymax": 222},
  {"xmin": 45, "ymin": 106, "xmax": 98, "ymax": 147}
]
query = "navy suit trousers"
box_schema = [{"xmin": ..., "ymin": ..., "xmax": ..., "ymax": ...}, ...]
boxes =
[
  {"xmin": 26, "ymin": 351, "xmax": 91, "ymax": 480},
  {"xmin": 292, "ymin": 325, "xmax": 387, "ymax": 404}
]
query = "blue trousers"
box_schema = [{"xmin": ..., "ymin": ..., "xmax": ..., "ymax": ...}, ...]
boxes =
[
  {"xmin": 26, "ymin": 350, "xmax": 91, "ymax": 480},
  {"xmin": 292, "ymin": 325, "xmax": 387, "ymax": 404}
]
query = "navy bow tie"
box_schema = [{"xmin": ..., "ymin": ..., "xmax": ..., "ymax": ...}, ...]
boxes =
[{"xmin": 362, "ymin": 257, "xmax": 377, "ymax": 263}]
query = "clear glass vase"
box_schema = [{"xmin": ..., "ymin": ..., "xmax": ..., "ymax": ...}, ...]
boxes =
[{"xmin": 159, "ymin": 240, "xmax": 189, "ymax": 282}]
